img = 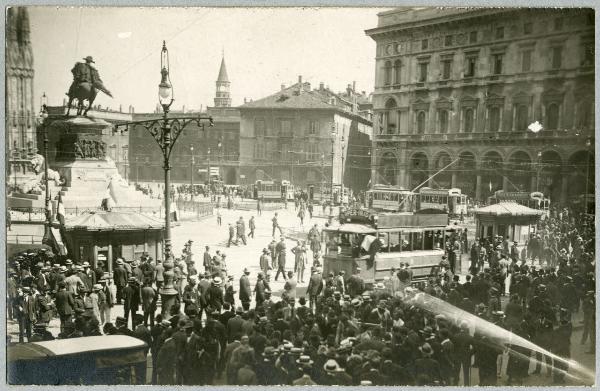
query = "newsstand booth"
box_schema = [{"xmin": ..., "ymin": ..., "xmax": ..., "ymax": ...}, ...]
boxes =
[
  {"xmin": 322, "ymin": 210, "xmax": 451, "ymax": 284},
  {"xmin": 474, "ymin": 202, "xmax": 543, "ymax": 244}
]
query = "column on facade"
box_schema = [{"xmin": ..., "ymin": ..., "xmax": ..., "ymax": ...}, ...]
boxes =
[
  {"xmin": 397, "ymin": 147, "xmax": 407, "ymax": 188},
  {"xmin": 92, "ymin": 244, "xmax": 98, "ymax": 270},
  {"xmin": 451, "ymin": 173, "xmax": 457, "ymax": 188},
  {"xmin": 502, "ymin": 176, "xmax": 509, "ymax": 192},
  {"xmin": 530, "ymin": 176, "xmax": 537, "ymax": 193},
  {"xmin": 107, "ymin": 243, "xmax": 113, "ymax": 273},
  {"xmin": 560, "ymin": 169, "xmax": 569, "ymax": 204},
  {"xmin": 475, "ymin": 173, "xmax": 482, "ymax": 202}
]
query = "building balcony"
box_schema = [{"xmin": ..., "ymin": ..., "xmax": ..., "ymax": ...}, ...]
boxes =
[{"xmin": 374, "ymin": 127, "xmax": 594, "ymax": 143}]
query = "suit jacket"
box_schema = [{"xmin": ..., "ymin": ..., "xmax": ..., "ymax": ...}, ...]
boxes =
[
  {"xmin": 203, "ymin": 252, "xmax": 212, "ymax": 268},
  {"xmin": 239, "ymin": 276, "xmax": 251, "ymax": 302},
  {"xmin": 141, "ymin": 286, "xmax": 157, "ymax": 311},
  {"xmin": 24, "ymin": 294, "xmax": 37, "ymax": 321},
  {"xmin": 307, "ymin": 274, "xmax": 323, "ymax": 296},
  {"xmin": 227, "ymin": 316, "xmax": 244, "ymax": 342},
  {"xmin": 284, "ymin": 278, "xmax": 297, "ymax": 299},
  {"xmin": 55, "ymin": 289, "xmax": 75, "ymax": 316},
  {"xmin": 113, "ymin": 266, "xmax": 128, "ymax": 286},
  {"xmin": 123, "ymin": 284, "xmax": 140, "ymax": 310}
]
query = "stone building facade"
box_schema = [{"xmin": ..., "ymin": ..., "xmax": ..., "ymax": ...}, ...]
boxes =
[
  {"xmin": 366, "ymin": 8, "xmax": 594, "ymax": 203},
  {"xmin": 238, "ymin": 76, "xmax": 373, "ymax": 191},
  {"xmin": 6, "ymin": 7, "xmax": 37, "ymax": 188}
]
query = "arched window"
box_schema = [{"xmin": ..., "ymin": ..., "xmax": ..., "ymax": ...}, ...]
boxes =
[
  {"xmin": 464, "ymin": 108, "xmax": 474, "ymax": 132},
  {"xmin": 516, "ymin": 105, "xmax": 528, "ymax": 131},
  {"xmin": 579, "ymin": 101, "xmax": 593, "ymax": 128},
  {"xmin": 384, "ymin": 61, "xmax": 392, "ymax": 85},
  {"xmin": 489, "ymin": 106, "xmax": 501, "ymax": 132},
  {"xmin": 439, "ymin": 110, "xmax": 449, "ymax": 133},
  {"xmin": 393, "ymin": 60, "xmax": 402, "ymax": 84},
  {"xmin": 546, "ymin": 103, "xmax": 559, "ymax": 130},
  {"xmin": 416, "ymin": 111, "xmax": 426, "ymax": 134}
]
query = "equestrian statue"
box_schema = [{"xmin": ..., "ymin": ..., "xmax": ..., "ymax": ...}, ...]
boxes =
[{"xmin": 66, "ymin": 56, "xmax": 113, "ymax": 116}]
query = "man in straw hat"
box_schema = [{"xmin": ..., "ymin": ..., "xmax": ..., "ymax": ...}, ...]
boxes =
[{"xmin": 292, "ymin": 355, "xmax": 316, "ymax": 385}]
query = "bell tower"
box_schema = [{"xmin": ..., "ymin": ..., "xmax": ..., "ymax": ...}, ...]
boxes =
[{"xmin": 214, "ymin": 53, "xmax": 231, "ymax": 107}]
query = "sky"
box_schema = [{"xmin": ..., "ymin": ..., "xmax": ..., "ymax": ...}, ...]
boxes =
[{"xmin": 28, "ymin": 7, "xmax": 390, "ymax": 113}]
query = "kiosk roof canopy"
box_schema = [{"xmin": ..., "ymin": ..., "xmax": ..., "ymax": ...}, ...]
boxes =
[
  {"xmin": 64, "ymin": 211, "xmax": 165, "ymax": 232},
  {"xmin": 474, "ymin": 202, "xmax": 543, "ymax": 217}
]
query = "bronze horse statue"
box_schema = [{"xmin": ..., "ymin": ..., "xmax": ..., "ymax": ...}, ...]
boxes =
[{"xmin": 66, "ymin": 57, "xmax": 113, "ymax": 116}]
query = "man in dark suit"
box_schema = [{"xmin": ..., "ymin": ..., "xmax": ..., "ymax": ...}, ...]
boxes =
[
  {"xmin": 203, "ymin": 246, "xmax": 212, "ymax": 274},
  {"xmin": 21, "ymin": 287, "xmax": 37, "ymax": 341},
  {"xmin": 113, "ymin": 259, "xmax": 128, "ymax": 304},
  {"xmin": 123, "ymin": 277, "xmax": 140, "ymax": 328},
  {"xmin": 306, "ymin": 268, "xmax": 323, "ymax": 312},
  {"xmin": 227, "ymin": 307, "xmax": 245, "ymax": 343},
  {"xmin": 239, "ymin": 268, "xmax": 252, "ymax": 311},
  {"xmin": 275, "ymin": 237, "xmax": 287, "ymax": 281}
]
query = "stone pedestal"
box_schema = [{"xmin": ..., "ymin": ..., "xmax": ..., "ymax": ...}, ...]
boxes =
[{"xmin": 43, "ymin": 116, "xmax": 161, "ymax": 210}]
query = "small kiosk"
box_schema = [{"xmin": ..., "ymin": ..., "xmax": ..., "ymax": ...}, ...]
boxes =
[
  {"xmin": 63, "ymin": 211, "xmax": 164, "ymax": 272},
  {"xmin": 474, "ymin": 202, "xmax": 542, "ymax": 244}
]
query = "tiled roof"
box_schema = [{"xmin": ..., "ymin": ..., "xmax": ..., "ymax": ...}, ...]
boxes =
[
  {"xmin": 239, "ymin": 83, "xmax": 344, "ymax": 110},
  {"xmin": 474, "ymin": 202, "xmax": 543, "ymax": 217},
  {"xmin": 65, "ymin": 211, "xmax": 164, "ymax": 231}
]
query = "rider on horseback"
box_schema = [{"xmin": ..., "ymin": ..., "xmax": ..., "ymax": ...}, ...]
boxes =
[{"xmin": 66, "ymin": 56, "xmax": 112, "ymax": 116}]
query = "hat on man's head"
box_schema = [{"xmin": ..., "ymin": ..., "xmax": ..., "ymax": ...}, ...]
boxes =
[
  {"xmin": 83, "ymin": 56, "xmax": 95, "ymax": 63},
  {"xmin": 324, "ymin": 359, "xmax": 342, "ymax": 373},
  {"xmin": 212, "ymin": 276, "xmax": 222, "ymax": 286},
  {"xmin": 243, "ymin": 268, "xmax": 250, "ymax": 274},
  {"xmin": 296, "ymin": 355, "xmax": 314, "ymax": 367},
  {"xmin": 419, "ymin": 343, "xmax": 434, "ymax": 357},
  {"xmin": 65, "ymin": 259, "xmax": 73, "ymax": 265}
]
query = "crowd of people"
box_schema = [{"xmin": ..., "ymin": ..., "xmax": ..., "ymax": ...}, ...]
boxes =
[{"xmin": 7, "ymin": 203, "xmax": 595, "ymax": 386}]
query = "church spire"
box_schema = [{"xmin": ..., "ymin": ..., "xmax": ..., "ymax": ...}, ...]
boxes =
[
  {"xmin": 214, "ymin": 52, "xmax": 231, "ymax": 107},
  {"xmin": 217, "ymin": 55, "xmax": 229, "ymax": 83}
]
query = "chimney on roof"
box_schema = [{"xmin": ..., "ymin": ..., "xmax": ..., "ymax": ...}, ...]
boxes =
[
  {"xmin": 347, "ymin": 84, "xmax": 353, "ymax": 96},
  {"xmin": 353, "ymin": 81, "xmax": 356, "ymax": 92},
  {"xmin": 182, "ymin": 105, "xmax": 186, "ymax": 113},
  {"xmin": 319, "ymin": 82, "xmax": 324, "ymax": 91},
  {"xmin": 244, "ymin": 97, "xmax": 247, "ymax": 104},
  {"xmin": 281, "ymin": 84, "xmax": 286, "ymax": 91},
  {"xmin": 62, "ymin": 98, "xmax": 66, "ymax": 106},
  {"xmin": 132, "ymin": 106, "xmax": 135, "ymax": 114},
  {"xmin": 298, "ymin": 75, "xmax": 302, "ymax": 85},
  {"xmin": 119, "ymin": 104, "xmax": 122, "ymax": 113},
  {"xmin": 362, "ymin": 91, "xmax": 366, "ymax": 96}
]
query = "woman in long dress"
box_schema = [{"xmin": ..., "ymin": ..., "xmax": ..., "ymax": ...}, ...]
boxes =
[{"xmin": 293, "ymin": 241, "xmax": 307, "ymax": 283}]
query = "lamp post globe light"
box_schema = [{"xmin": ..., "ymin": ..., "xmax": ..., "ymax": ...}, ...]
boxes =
[{"xmin": 113, "ymin": 41, "xmax": 213, "ymax": 317}]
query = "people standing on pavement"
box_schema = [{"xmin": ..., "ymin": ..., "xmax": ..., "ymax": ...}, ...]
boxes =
[
  {"xmin": 55, "ymin": 281, "xmax": 75, "ymax": 334},
  {"xmin": 292, "ymin": 241, "xmax": 307, "ymax": 283},
  {"xmin": 123, "ymin": 277, "xmax": 140, "ymax": 328},
  {"xmin": 268, "ymin": 239, "xmax": 278, "ymax": 269},
  {"xmin": 284, "ymin": 271, "xmax": 297, "ymax": 300},
  {"xmin": 228, "ymin": 223, "xmax": 236, "ymax": 248},
  {"xmin": 203, "ymin": 246, "xmax": 212, "ymax": 274},
  {"xmin": 306, "ymin": 267, "xmax": 323, "ymax": 313},
  {"xmin": 297, "ymin": 207, "xmax": 305, "ymax": 227},
  {"xmin": 237, "ymin": 216, "xmax": 247, "ymax": 245},
  {"xmin": 259, "ymin": 248, "xmax": 270, "ymax": 276},
  {"xmin": 257, "ymin": 197, "xmax": 262, "ymax": 216},
  {"xmin": 239, "ymin": 268, "xmax": 252, "ymax": 311},
  {"xmin": 272, "ymin": 212, "xmax": 283, "ymax": 237},
  {"xmin": 141, "ymin": 280, "xmax": 157, "ymax": 327},
  {"xmin": 113, "ymin": 258, "xmax": 128, "ymax": 304},
  {"xmin": 154, "ymin": 259, "xmax": 165, "ymax": 291},
  {"xmin": 248, "ymin": 216, "xmax": 256, "ymax": 239},
  {"xmin": 217, "ymin": 208, "xmax": 222, "ymax": 226},
  {"xmin": 275, "ymin": 237, "xmax": 287, "ymax": 281}
]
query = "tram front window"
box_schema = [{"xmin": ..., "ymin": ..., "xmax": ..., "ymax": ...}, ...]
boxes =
[
  {"xmin": 388, "ymin": 232, "xmax": 401, "ymax": 252},
  {"xmin": 424, "ymin": 231, "xmax": 434, "ymax": 250}
]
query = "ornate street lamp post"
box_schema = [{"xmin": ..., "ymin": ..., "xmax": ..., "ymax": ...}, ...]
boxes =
[
  {"xmin": 330, "ymin": 124, "xmax": 337, "ymax": 207},
  {"xmin": 112, "ymin": 41, "xmax": 213, "ymax": 317},
  {"xmin": 190, "ymin": 145, "xmax": 194, "ymax": 200},
  {"xmin": 38, "ymin": 93, "xmax": 52, "ymax": 246}
]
